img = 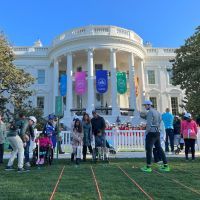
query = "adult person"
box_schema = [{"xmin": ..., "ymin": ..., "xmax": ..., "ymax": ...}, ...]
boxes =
[
  {"xmin": 181, "ymin": 113, "xmax": 198, "ymax": 160},
  {"xmin": 5, "ymin": 121, "xmax": 29, "ymax": 172},
  {"xmin": 0, "ymin": 113, "xmax": 6, "ymax": 164},
  {"xmin": 141, "ymin": 100, "xmax": 169, "ymax": 173},
  {"xmin": 19, "ymin": 116, "xmax": 37, "ymax": 168},
  {"xmin": 43, "ymin": 114, "xmax": 57, "ymax": 149},
  {"xmin": 162, "ymin": 108, "xmax": 174, "ymax": 153},
  {"xmin": 82, "ymin": 113, "xmax": 93, "ymax": 161},
  {"xmin": 91, "ymin": 110, "xmax": 106, "ymax": 146}
]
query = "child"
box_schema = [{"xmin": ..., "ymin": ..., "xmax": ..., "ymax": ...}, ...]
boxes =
[
  {"xmin": 71, "ymin": 119, "xmax": 83, "ymax": 165},
  {"xmin": 35, "ymin": 133, "xmax": 52, "ymax": 165},
  {"xmin": 181, "ymin": 113, "xmax": 197, "ymax": 160}
]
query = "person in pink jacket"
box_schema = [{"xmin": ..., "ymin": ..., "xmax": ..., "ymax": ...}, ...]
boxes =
[
  {"xmin": 181, "ymin": 113, "xmax": 198, "ymax": 160},
  {"xmin": 35, "ymin": 133, "xmax": 53, "ymax": 165}
]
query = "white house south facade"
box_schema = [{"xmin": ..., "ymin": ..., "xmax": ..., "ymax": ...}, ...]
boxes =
[{"xmin": 13, "ymin": 25, "xmax": 184, "ymax": 125}]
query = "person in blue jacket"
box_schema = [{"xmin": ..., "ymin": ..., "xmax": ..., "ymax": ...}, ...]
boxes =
[{"xmin": 162, "ymin": 108, "xmax": 174, "ymax": 153}]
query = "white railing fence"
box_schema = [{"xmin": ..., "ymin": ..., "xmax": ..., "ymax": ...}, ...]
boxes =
[{"xmin": 32, "ymin": 129, "xmax": 200, "ymax": 153}]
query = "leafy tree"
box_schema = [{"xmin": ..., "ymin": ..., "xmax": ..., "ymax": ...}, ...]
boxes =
[
  {"xmin": 0, "ymin": 33, "xmax": 35, "ymax": 121},
  {"xmin": 171, "ymin": 26, "xmax": 200, "ymax": 118}
]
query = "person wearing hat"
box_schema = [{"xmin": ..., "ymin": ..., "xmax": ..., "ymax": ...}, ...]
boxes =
[
  {"xmin": 181, "ymin": 113, "xmax": 197, "ymax": 160},
  {"xmin": 19, "ymin": 116, "xmax": 37, "ymax": 168},
  {"xmin": 42, "ymin": 114, "xmax": 58, "ymax": 150},
  {"xmin": 5, "ymin": 116, "xmax": 36, "ymax": 172},
  {"xmin": 141, "ymin": 100, "xmax": 169, "ymax": 172}
]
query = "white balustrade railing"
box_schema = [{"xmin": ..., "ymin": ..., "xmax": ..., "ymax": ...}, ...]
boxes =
[
  {"xmin": 52, "ymin": 25, "xmax": 143, "ymax": 46},
  {"xmin": 32, "ymin": 128, "xmax": 200, "ymax": 153},
  {"xmin": 59, "ymin": 130, "xmax": 146, "ymax": 152}
]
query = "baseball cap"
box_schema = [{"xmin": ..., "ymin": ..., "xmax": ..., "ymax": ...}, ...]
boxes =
[
  {"xmin": 143, "ymin": 100, "xmax": 153, "ymax": 105},
  {"xmin": 184, "ymin": 113, "xmax": 192, "ymax": 119}
]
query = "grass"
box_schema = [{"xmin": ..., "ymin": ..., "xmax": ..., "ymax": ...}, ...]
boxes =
[{"xmin": 1, "ymin": 158, "xmax": 200, "ymax": 200}]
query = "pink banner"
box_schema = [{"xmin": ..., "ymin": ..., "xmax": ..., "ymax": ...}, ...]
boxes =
[{"xmin": 75, "ymin": 72, "xmax": 87, "ymax": 95}]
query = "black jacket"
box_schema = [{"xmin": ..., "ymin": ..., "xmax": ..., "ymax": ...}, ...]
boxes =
[{"xmin": 91, "ymin": 116, "xmax": 106, "ymax": 136}]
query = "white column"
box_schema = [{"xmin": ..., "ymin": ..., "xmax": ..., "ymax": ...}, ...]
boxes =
[
  {"xmin": 87, "ymin": 49, "xmax": 95, "ymax": 114},
  {"xmin": 110, "ymin": 49, "xmax": 120, "ymax": 116},
  {"xmin": 53, "ymin": 58, "xmax": 59, "ymax": 113},
  {"xmin": 128, "ymin": 52, "xmax": 137, "ymax": 112},
  {"xmin": 66, "ymin": 52, "xmax": 73, "ymax": 115},
  {"xmin": 140, "ymin": 60, "xmax": 146, "ymax": 103}
]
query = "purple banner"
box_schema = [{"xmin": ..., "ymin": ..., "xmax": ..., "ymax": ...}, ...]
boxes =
[{"xmin": 75, "ymin": 72, "xmax": 87, "ymax": 95}]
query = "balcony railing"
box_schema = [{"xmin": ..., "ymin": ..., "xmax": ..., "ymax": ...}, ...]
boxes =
[{"xmin": 52, "ymin": 25, "xmax": 143, "ymax": 46}]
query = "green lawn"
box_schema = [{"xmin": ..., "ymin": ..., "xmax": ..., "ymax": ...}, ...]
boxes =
[{"xmin": 1, "ymin": 158, "xmax": 200, "ymax": 200}]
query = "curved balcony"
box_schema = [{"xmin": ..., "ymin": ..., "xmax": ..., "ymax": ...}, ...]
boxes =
[{"xmin": 52, "ymin": 25, "xmax": 143, "ymax": 46}]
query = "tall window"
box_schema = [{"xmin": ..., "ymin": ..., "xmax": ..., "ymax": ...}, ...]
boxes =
[
  {"xmin": 150, "ymin": 97, "xmax": 157, "ymax": 110},
  {"xmin": 167, "ymin": 69, "xmax": 173, "ymax": 84},
  {"xmin": 37, "ymin": 96, "xmax": 44, "ymax": 111},
  {"xmin": 171, "ymin": 97, "xmax": 179, "ymax": 115},
  {"xmin": 37, "ymin": 70, "xmax": 45, "ymax": 84},
  {"xmin": 147, "ymin": 70, "xmax": 155, "ymax": 84}
]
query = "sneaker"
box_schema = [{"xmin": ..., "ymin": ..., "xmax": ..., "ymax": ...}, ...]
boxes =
[
  {"xmin": 39, "ymin": 158, "xmax": 44, "ymax": 165},
  {"xmin": 25, "ymin": 162, "xmax": 31, "ymax": 167},
  {"xmin": 36, "ymin": 159, "xmax": 40, "ymax": 165},
  {"xmin": 17, "ymin": 168, "xmax": 28, "ymax": 173},
  {"xmin": 159, "ymin": 165, "xmax": 170, "ymax": 172},
  {"xmin": 141, "ymin": 166, "xmax": 152, "ymax": 173},
  {"xmin": 5, "ymin": 166, "xmax": 14, "ymax": 171}
]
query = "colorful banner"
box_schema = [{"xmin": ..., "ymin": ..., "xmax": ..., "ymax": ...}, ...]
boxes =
[
  {"xmin": 117, "ymin": 72, "xmax": 127, "ymax": 94},
  {"xmin": 96, "ymin": 70, "xmax": 108, "ymax": 94},
  {"xmin": 75, "ymin": 72, "xmax": 87, "ymax": 95},
  {"xmin": 60, "ymin": 74, "xmax": 67, "ymax": 96}
]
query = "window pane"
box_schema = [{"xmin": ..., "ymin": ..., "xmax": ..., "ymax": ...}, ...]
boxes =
[
  {"xmin": 149, "ymin": 97, "xmax": 157, "ymax": 110},
  {"xmin": 38, "ymin": 70, "xmax": 45, "ymax": 84},
  {"xmin": 147, "ymin": 70, "xmax": 155, "ymax": 84},
  {"xmin": 37, "ymin": 96, "xmax": 44, "ymax": 110},
  {"xmin": 171, "ymin": 97, "xmax": 178, "ymax": 115},
  {"xmin": 168, "ymin": 70, "xmax": 173, "ymax": 84}
]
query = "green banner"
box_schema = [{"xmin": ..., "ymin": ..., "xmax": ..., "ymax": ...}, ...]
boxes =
[
  {"xmin": 117, "ymin": 72, "xmax": 127, "ymax": 94},
  {"xmin": 55, "ymin": 96, "xmax": 63, "ymax": 116}
]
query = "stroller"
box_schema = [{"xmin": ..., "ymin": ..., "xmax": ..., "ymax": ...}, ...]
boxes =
[
  {"xmin": 106, "ymin": 140, "xmax": 116, "ymax": 154},
  {"xmin": 174, "ymin": 134, "xmax": 183, "ymax": 155}
]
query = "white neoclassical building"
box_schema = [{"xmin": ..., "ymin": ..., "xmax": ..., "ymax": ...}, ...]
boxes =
[{"xmin": 13, "ymin": 25, "xmax": 184, "ymax": 125}]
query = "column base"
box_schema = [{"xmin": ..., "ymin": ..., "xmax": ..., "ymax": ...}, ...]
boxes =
[{"xmin": 112, "ymin": 107, "xmax": 120, "ymax": 117}]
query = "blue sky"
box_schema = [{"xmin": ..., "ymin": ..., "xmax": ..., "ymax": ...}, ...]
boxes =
[{"xmin": 0, "ymin": 0, "xmax": 199, "ymax": 47}]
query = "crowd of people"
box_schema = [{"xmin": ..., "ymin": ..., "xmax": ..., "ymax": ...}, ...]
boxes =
[{"xmin": 0, "ymin": 100, "xmax": 199, "ymax": 173}]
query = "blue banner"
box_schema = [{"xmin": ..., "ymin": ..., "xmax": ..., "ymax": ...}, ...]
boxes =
[
  {"xmin": 96, "ymin": 70, "xmax": 108, "ymax": 93},
  {"xmin": 60, "ymin": 75, "xmax": 67, "ymax": 96}
]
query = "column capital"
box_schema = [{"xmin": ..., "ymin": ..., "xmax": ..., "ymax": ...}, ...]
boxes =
[
  {"xmin": 87, "ymin": 48, "xmax": 94, "ymax": 53},
  {"xmin": 110, "ymin": 48, "xmax": 118, "ymax": 53}
]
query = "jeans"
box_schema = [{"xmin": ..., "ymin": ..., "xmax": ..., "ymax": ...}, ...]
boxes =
[
  {"xmin": 184, "ymin": 139, "xmax": 196, "ymax": 159},
  {"xmin": 82, "ymin": 145, "xmax": 93, "ymax": 160},
  {"xmin": 24, "ymin": 140, "xmax": 30, "ymax": 163},
  {"xmin": 0, "ymin": 143, "xmax": 4, "ymax": 163},
  {"xmin": 7, "ymin": 135, "xmax": 24, "ymax": 168},
  {"xmin": 146, "ymin": 132, "xmax": 167, "ymax": 166},
  {"xmin": 165, "ymin": 128, "xmax": 174, "ymax": 152}
]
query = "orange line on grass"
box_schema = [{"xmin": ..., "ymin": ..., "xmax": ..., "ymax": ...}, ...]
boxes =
[
  {"xmin": 154, "ymin": 170, "xmax": 200, "ymax": 196},
  {"xmin": 90, "ymin": 166, "xmax": 103, "ymax": 200},
  {"xmin": 49, "ymin": 166, "xmax": 65, "ymax": 200},
  {"xmin": 118, "ymin": 166, "xmax": 154, "ymax": 200}
]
